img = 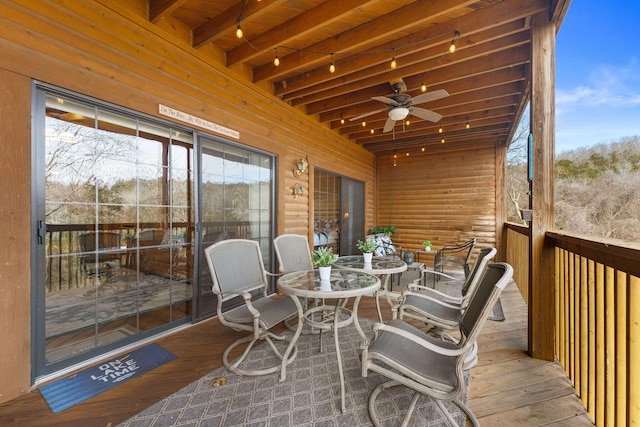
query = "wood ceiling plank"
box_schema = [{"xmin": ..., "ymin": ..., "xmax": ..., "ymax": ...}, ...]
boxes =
[
  {"xmin": 149, "ymin": 0, "xmax": 189, "ymax": 23},
  {"xmin": 226, "ymin": 0, "xmax": 379, "ymax": 66},
  {"xmin": 303, "ymin": 30, "xmax": 529, "ymax": 114},
  {"xmin": 192, "ymin": 0, "xmax": 286, "ymax": 48},
  {"xmin": 252, "ymin": 0, "xmax": 477, "ymax": 82},
  {"xmin": 276, "ymin": 0, "xmax": 546, "ymax": 99},
  {"xmin": 318, "ymin": 45, "xmax": 530, "ymax": 122}
]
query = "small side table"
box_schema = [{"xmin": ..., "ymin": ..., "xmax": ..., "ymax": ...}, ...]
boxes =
[{"xmin": 416, "ymin": 247, "xmax": 437, "ymax": 263}]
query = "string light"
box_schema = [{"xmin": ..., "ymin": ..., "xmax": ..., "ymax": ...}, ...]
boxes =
[
  {"xmin": 370, "ymin": 128, "xmax": 375, "ymax": 134},
  {"xmin": 329, "ymin": 53, "xmax": 336, "ymax": 73},
  {"xmin": 361, "ymin": 120, "xmax": 366, "ymax": 127},
  {"xmin": 441, "ymin": 138, "xmax": 445, "ymax": 143},
  {"xmin": 421, "ymin": 79, "xmax": 427, "ymax": 93},
  {"xmin": 466, "ymin": 120, "xmax": 470, "ymax": 129},
  {"xmin": 340, "ymin": 114, "xmax": 345, "ymax": 125},
  {"xmin": 421, "ymin": 146, "xmax": 426, "ymax": 152},
  {"xmin": 449, "ymin": 30, "xmax": 460, "ymax": 53},
  {"xmin": 405, "ymin": 119, "xmax": 410, "ymax": 126},
  {"xmin": 273, "ymin": 48, "xmax": 280, "ymax": 67},
  {"xmin": 439, "ymin": 126, "xmax": 443, "ymax": 133},
  {"xmin": 390, "ymin": 49, "xmax": 397, "ymax": 70},
  {"xmin": 235, "ymin": 19, "xmax": 243, "ymax": 38}
]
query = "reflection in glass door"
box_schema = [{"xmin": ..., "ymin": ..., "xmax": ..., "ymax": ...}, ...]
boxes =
[
  {"xmin": 195, "ymin": 137, "xmax": 275, "ymax": 320},
  {"xmin": 34, "ymin": 88, "xmax": 194, "ymax": 377}
]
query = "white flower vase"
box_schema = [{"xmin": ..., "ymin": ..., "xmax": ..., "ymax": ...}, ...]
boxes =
[
  {"xmin": 363, "ymin": 252, "xmax": 373, "ymax": 263},
  {"xmin": 318, "ymin": 266, "xmax": 332, "ymax": 282}
]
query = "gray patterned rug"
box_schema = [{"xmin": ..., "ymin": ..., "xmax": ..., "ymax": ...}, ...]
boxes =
[{"xmin": 118, "ymin": 318, "xmax": 468, "ymax": 427}]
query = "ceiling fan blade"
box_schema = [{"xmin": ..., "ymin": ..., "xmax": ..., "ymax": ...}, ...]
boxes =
[
  {"xmin": 410, "ymin": 107, "xmax": 443, "ymax": 122},
  {"xmin": 349, "ymin": 108, "xmax": 387, "ymax": 121},
  {"xmin": 383, "ymin": 117, "xmax": 396, "ymax": 132},
  {"xmin": 372, "ymin": 96, "xmax": 399, "ymax": 106},
  {"xmin": 410, "ymin": 89, "xmax": 449, "ymax": 105}
]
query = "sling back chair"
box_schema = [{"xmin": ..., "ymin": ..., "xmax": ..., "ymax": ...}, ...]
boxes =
[
  {"xmin": 78, "ymin": 231, "xmax": 122, "ymax": 282},
  {"xmin": 362, "ymin": 262, "xmax": 513, "ymax": 427},
  {"xmin": 204, "ymin": 239, "xmax": 298, "ymax": 376},
  {"xmin": 432, "ymin": 237, "xmax": 476, "ymax": 284},
  {"xmin": 399, "ymin": 247, "xmax": 496, "ymax": 342},
  {"xmin": 273, "ymin": 233, "xmax": 314, "ymax": 273}
]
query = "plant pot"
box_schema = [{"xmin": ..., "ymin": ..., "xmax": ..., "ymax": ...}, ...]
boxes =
[
  {"xmin": 363, "ymin": 252, "xmax": 373, "ymax": 263},
  {"xmin": 318, "ymin": 266, "xmax": 332, "ymax": 281}
]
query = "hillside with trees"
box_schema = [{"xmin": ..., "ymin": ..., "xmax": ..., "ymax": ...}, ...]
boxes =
[{"xmin": 508, "ymin": 135, "xmax": 640, "ymax": 243}]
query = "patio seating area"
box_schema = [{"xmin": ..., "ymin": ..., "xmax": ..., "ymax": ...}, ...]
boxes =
[{"xmin": 0, "ymin": 267, "xmax": 592, "ymax": 426}]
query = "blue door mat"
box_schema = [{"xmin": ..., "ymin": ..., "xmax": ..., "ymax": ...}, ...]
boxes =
[{"xmin": 39, "ymin": 343, "xmax": 176, "ymax": 413}]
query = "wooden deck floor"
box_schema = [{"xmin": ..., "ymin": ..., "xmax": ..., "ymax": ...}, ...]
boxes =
[{"xmin": 0, "ymin": 277, "xmax": 592, "ymax": 426}]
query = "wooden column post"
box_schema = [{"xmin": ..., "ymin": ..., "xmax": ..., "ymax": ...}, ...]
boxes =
[{"xmin": 528, "ymin": 11, "xmax": 556, "ymax": 360}]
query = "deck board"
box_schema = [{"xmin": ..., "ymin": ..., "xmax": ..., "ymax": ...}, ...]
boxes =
[{"xmin": 0, "ymin": 274, "xmax": 592, "ymax": 426}]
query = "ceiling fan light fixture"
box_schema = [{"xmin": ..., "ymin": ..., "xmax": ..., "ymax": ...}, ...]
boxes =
[{"xmin": 388, "ymin": 107, "xmax": 409, "ymax": 121}]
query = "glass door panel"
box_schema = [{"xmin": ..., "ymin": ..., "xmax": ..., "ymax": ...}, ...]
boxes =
[
  {"xmin": 194, "ymin": 137, "xmax": 275, "ymax": 320},
  {"xmin": 36, "ymin": 88, "xmax": 194, "ymax": 376}
]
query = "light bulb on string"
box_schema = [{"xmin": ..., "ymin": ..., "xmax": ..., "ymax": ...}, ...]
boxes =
[
  {"xmin": 449, "ymin": 30, "xmax": 460, "ymax": 53},
  {"xmin": 421, "ymin": 81, "xmax": 427, "ymax": 92},
  {"xmin": 370, "ymin": 128, "xmax": 374, "ymax": 134},
  {"xmin": 273, "ymin": 49, "xmax": 280, "ymax": 67},
  {"xmin": 329, "ymin": 53, "xmax": 336, "ymax": 73},
  {"xmin": 390, "ymin": 49, "xmax": 397, "ymax": 69},
  {"xmin": 439, "ymin": 126, "xmax": 443, "ymax": 133},
  {"xmin": 361, "ymin": 120, "xmax": 366, "ymax": 127},
  {"xmin": 340, "ymin": 114, "xmax": 345, "ymax": 125},
  {"xmin": 466, "ymin": 120, "xmax": 470, "ymax": 129},
  {"xmin": 235, "ymin": 20, "xmax": 243, "ymax": 38}
]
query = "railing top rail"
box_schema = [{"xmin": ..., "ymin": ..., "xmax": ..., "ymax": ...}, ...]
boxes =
[
  {"xmin": 505, "ymin": 221, "xmax": 529, "ymax": 236},
  {"xmin": 546, "ymin": 230, "xmax": 640, "ymax": 277}
]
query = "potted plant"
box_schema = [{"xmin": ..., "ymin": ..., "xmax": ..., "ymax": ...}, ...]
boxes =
[
  {"xmin": 423, "ymin": 240, "xmax": 432, "ymax": 250},
  {"xmin": 370, "ymin": 226, "xmax": 396, "ymax": 237},
  {"xmin": 357, "ymin": 238, "xmax": 376, "ymax": 263},
  {"xmin": 312, "ymin": 246, "xmax": 339, "ymax": 281}
]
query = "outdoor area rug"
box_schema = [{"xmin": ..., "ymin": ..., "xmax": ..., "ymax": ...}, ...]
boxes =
[
  {"xmin": 118, "ymin": 318, "xmax": 469, "ymax": 426},
  {"xmin": 40, "ymin": 343, "xmax": 176, "ymax": 413}
]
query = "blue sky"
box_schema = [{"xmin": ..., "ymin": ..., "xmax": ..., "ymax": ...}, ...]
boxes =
[{"xmin": 555, "ymin": 0, "xmax": 640, "ymax": 154}]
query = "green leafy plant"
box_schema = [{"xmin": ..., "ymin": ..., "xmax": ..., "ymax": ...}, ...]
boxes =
[
  {"xmin": 312, "ymin": 246, "xmax": 339, "ymax": 267},
  {"xmin": 423, "ymin": 240, "xmax": 432, "ymax": 248},
  {"xmin": 356, "ymin": 238, "xmax": 376, "ymax": 253},
  {"xmin": 369, "ymin": 226, "xmax": 396, "ymax": 236}
]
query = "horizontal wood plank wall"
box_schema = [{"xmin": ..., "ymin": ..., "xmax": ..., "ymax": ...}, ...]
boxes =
[
  {"xmin": 0, "ymin": 0, "xmax": 374, "ymax": 402},
  {"xmin": 375, "ymin": 142, "xmax": 497, "ymax": 254}
]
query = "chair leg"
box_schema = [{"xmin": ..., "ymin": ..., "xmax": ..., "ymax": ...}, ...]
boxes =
[
  {"xmin": 223, "ymin": 332, "xmax": 298, "ymax": 377},
  {"xmin": 434, "ymin": 397, "xmax": 480, "ymax": 427},
  {"xmin": 368, "ymin": 380, "xmax": 420, "ymax": 427}
]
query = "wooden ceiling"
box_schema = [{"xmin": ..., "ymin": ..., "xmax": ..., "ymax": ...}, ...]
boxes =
[{"xmin": 148, "ymin": 0, "xmax": 570, "ymax": 155}]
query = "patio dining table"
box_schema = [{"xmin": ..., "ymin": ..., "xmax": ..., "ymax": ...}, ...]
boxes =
[
  {"xmin": 277, "ymin": 269, "xmax": 380, "ymax": 413},
  {"xmin": 333, "ymin": 255, "xmax": 407, "ymax": 322}
]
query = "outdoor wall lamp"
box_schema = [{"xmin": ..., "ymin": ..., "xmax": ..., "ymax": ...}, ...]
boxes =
[
  {"xmin": 294, "ymin": 158, "xmax": 308, "ymax": 176},
  {"xmin": 292, "ymin": 184, "xmax": 305, "ymax": 197}
]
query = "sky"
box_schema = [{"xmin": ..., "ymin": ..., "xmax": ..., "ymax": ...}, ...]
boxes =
[{"xmin": 554, "ymin": 0, "xmax": 640, "ymax": 154}]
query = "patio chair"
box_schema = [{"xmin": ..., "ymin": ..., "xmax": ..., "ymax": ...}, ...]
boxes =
[
  {"xmin": 433, "ymin": 237, "xmax": 476, "ymax": 282},
  {"xmin": 203, "ymin": 239, "xmax": 298, "ymax": 376},
  {"xmin": 273, "ymin": 234, "xmax": 314, "ymax": 273},
  {"xmin": 362, "ymin": 262, "xmax": 513, "ymax": 427},
  {"xmin": 78, "ymin": 231, "xmax": 122, "ymax": 281},
  {"xmin": 399, "ymin": 247, "xmax": 496, "ymax": 341}
]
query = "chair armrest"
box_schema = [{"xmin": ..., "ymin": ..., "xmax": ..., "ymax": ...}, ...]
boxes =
[
  {"xmin": 371, "ymin": 322, "xmax": 463, "ymax": 356},
  {"xmin": 405, "ymin": 284, "xmax": 464, "ymax": 304},
  {"xmin": 418, "ymin": 267, "xmax": 459, "ymax": 281},
  {"xmin": 400, "ymin": 291, "xmax": 463, "ymax": 310}
]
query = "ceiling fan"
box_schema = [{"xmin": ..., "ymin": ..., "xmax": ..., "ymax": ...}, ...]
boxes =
[{"xmin": 350, "ymin": 79, "xmax": 449, "ymax": 132}]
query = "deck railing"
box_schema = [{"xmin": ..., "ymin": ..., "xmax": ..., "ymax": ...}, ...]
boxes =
[{"xmin": 504, "ymin": 223, "xmax": 640, "ymax": 426}]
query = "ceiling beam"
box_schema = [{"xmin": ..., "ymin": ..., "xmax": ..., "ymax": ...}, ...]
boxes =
[{"xmin": 252, "ymin": 0, "xmax": 477, "ymax": 82}]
